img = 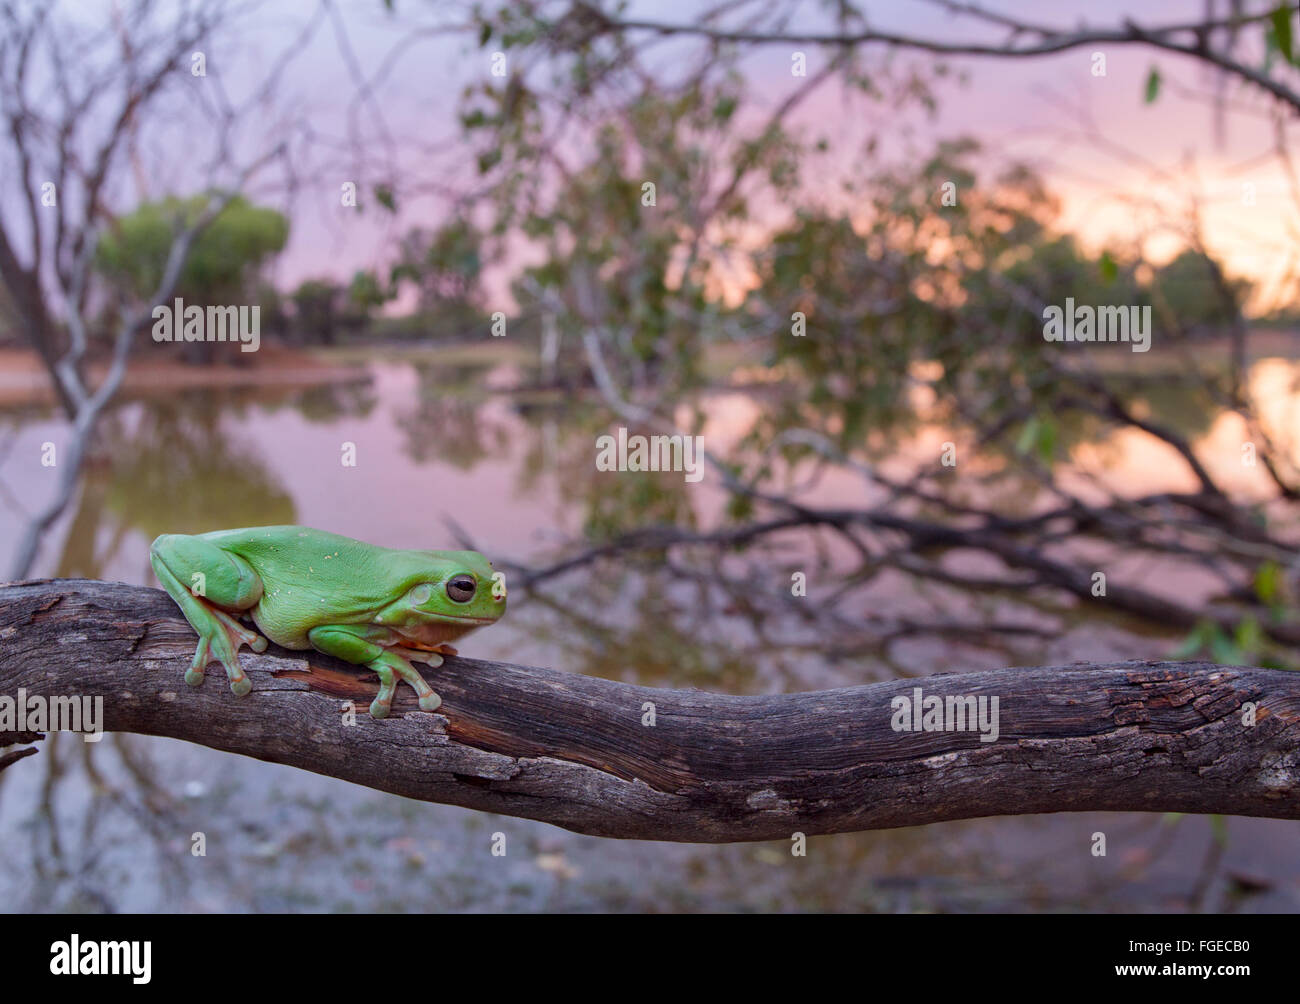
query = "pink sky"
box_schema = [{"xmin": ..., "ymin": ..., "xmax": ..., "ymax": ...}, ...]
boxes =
[{"xmin": 226, "ymin": 1, "xmax": 1297, "ymax": 315}]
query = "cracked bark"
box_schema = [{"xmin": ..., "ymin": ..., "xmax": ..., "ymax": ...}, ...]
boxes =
[{"xmin": 1, "ymin": 578, "xmax": 1298, "ymax": 841}]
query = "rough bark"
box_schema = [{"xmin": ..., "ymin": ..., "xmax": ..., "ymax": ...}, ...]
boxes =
[{"xmin": 1, "ymin": 578, "xmax": 1298, "ymax": 841}]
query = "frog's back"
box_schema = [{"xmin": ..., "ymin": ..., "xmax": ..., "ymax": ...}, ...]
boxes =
[
  {"xmin": 203, "ymin": 527, "xmax": 372, "ymax": 585},
  {"xmin": 206, "ymin": 526, "xmax": 440, "ymax": 647}
]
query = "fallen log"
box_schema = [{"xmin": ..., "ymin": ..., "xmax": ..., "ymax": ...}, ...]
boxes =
[{"xmin": 1, "ymin": 578, "xmax": 1297, "ymax": 841}]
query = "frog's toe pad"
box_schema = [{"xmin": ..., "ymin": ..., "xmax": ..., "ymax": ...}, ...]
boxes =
[
  {"xmin": 249, "ymin": 635, "xmax": 268, "ymax": 653},
  {"xmin": 419, "ymin": 692, "xmax": 442, "ymax": 712},
  {"xmin": 230, "ymin": 677, "xmax": 252, "ymax": 697},
  {"xmin": 184, "ymin": 668, "xmax": 206, "ymax": 687},
  {"xmin": 369, "ymin": 699, "xmax": 391, "ymax": 719}
]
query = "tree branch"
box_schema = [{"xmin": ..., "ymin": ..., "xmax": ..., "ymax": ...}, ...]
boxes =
[
  {"xmin": 573, "ymin": 4, "xmax": 1300, "ymax": 114},
  {"xmin": 2, "ymin": 579, "xmax": 1298, "ymax": 840}
]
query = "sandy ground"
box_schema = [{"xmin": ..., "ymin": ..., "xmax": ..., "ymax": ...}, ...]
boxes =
[{"xmin": 0, "ymin": 344, "xmax": 367, "ymax": 408}]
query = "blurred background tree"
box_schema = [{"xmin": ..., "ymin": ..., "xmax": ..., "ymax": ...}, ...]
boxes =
[{"xmin": 95, "ymin": 195, "xmax": 289, "ymax": 363}]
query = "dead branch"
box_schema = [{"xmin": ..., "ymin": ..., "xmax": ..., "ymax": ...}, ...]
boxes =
[{"xmin": 2, "ymin": 578, "xmax": 1298, "ymax": 841}]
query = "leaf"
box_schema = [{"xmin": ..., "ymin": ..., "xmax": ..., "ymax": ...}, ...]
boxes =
[
  {"xmin": 713, "ymin": 95, "xmax": 738, "ymax": 123},
  {"xmin": 1209, "ymin": 628, "xmax": 1243, "ymax": 666},
  {"xmin": 726, "ymin": 493, "xmax": 755, "ymax": 522},
  {"xmin": 1036, "ymin": 417, "xmax": 1057, "ymax": 467},
  {"xmin": 1255, "ymin": 560, "xmax": 1282, "ymax": 605},
  {"xmin": 1210, "ymin": 813, "xmax": 1229, "ymax": 848},
  {"xmin": 373, "ymin": 184, "xmax": 396, "ymax": 213},
  {"xmin": 1271, "ymin": 4, "xmax": 1294, "ymax": 63},
  {"xmin": 1169, "ymin": 621, "xmax": 1210, "ymax": 658},
  {"xmin": 479, "ymin": 22, "xmax": 492, "ymax": 47},
  {"xmin": 1234, "ymin": 615, "xmax": 1262, "ymax": 655},
  {"xmin": 1015, "ymin": 417, "xmax": 1040, "ymax": 455},
  {"xmin": 1099, "ymin": 250, "xmax": 1118, "ymax": 282},
  {"xmin": 1144, "ymin": 66, "xmax": 1161, "ymax": 104}
]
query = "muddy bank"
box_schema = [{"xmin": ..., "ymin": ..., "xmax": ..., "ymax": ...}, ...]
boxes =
[{"xmin": 0, "ymin": 346, "xmax": 369, "ymax": 409}]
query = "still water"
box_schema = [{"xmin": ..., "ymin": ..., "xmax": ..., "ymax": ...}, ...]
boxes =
[{"xmin": 1, "ymin": 353, "xmax": 1297, "ymax": 912}]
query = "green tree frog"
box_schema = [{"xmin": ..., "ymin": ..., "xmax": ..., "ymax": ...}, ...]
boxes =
[{"xmin": 149, "ymin": 526, "xmax": 506, "ymax": 718}]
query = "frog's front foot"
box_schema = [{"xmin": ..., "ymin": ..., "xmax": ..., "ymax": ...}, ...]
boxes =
[
  {"xmin": 369, "ymin": 687, "xmax": 442, "ymax": 718},
  {"xmin": 186, "ymin": 605, "xmax": 268, "ymax": 697},
  {"xmin": 367, "ymin": 649, "xmax": 443, "ymax": 718},
  {"xmin": 369, "ymin": 678, "xmax": 442, "ymax": 718}
]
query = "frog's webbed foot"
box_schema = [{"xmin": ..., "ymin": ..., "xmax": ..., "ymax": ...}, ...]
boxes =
[
  {"xmin": 368, "ymin": 649, "xmax": 443, "ymax": 718},
  {"xmin": 185, "ymin": 604, "xmax": 268, "ymax": 697}
]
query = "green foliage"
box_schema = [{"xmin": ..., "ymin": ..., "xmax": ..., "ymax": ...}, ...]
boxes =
[
  {"xmin": 582, "ymin": 463, "xmax": 698, "ymax": 541},
  {"xmin": 1144, "ymin": 66, "xmax": 1161, "ymax": 104},
  {"xmin": 373, "ymin": 184, "xmax": 397, "ymax": 213},
  {"xmin": 744, "ymin": 144, "xmax": 1148, "ymax": 463},
  {"xmin": 461, "ymin": 48, "xmax": 788, "ymax": 392},
  {"xmin": 95, "ymin": 194, "xmax": 288, "ymax": 305},
  {"xmin": 391, "ymin": 219, "xmax": 485, "ymax": 309},
  {"xmin": 1149, "ymin": 250, "xmax": 1252, "ymax": 334},
  {"xmin": 1015, "ymin": 415, "xmax": 1058, "ymax": 466},
  {"xmin": 1270, "ymin": 3, "xmax": 1294, "ymax": 63},
  {"xmin": 1172, "ymin": 595, "xmax": 1297, "ymax": 671},
  {"xmin": 1098, "ymin": 249, "xmax": 1118, "ymax": 281},
  {"xmin": 348, "ymin": 270, "xmax": 389, "ymax": 311},
  {"xmin": 288, "ymin": 277, "xmax": 381, "ymax": 345},
  {"xmin": 1255, "ymin": 560, "xmax": 1283, "ymax": 604}
]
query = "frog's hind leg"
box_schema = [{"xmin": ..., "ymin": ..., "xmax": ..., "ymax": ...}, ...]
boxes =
[
  {"xmin": 150, "ymin": 534, "xmax": 268, "ymax": 696},
  {"xmin": 206, "ymin": 606, "xmax": 270, "ymax": 679}
]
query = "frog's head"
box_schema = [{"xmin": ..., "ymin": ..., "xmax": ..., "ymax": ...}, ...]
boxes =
[{"xmin": 372, "ymin": 550, "xmax": 506, "ymax": 642}]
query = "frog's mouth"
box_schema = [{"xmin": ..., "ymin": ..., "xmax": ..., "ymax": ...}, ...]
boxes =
[
  {"xmin": 394, "ymin": 616, "xmax": 495, "ymax": 647},
  {"xmin": 424, "ymin": 613, "xmax": 497, "ymax": 625}
]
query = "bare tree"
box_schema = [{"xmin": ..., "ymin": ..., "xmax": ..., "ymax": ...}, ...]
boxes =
[{"xmin": 0, "ymin": 0, "xmax": 314, "ymax": 578}]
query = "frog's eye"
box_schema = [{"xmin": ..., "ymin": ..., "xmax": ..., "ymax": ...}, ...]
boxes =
[
  {"xmin": 446, "ymin": 575, "xmax": 477, "ymax": 603},
  {"xmin": 409, "ymin": 583, "xmax": 433, "ymax": 605}
]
